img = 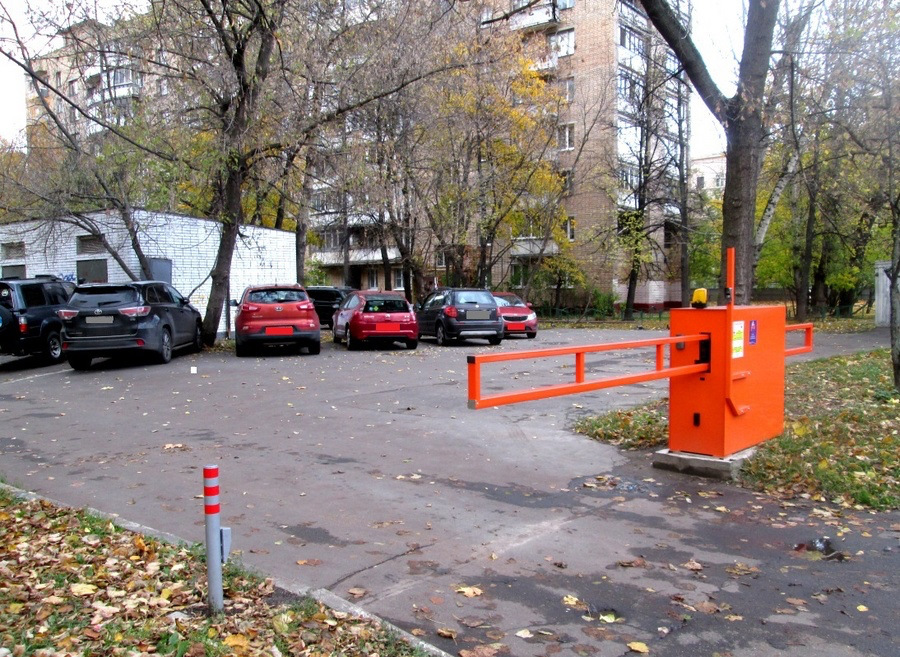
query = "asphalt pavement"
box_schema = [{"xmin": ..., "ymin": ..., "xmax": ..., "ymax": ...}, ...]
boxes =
[{"xmin": 0, "ymin": 327, "xmax": 896, "ymax": 657}]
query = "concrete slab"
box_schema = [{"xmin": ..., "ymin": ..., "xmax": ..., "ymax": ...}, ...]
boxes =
[{"xmin": 652, "ymin": 447, "xmax": 756, "ymax": 480}]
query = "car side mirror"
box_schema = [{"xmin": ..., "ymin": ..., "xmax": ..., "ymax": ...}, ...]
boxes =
[
  {"xmin": 332, "ymin": 302, "xmax": 339, "ymax": 309},
  {"xmin": 414, "ymin": 302, "xmax": 422, "ymax": 312},
  {"xmin": 229, "ymin": 299, "xmax": 239, "ymax": 307},
  {"xmin": 527, "ymin": 302, "xmax": 533, "ymax": 308}
]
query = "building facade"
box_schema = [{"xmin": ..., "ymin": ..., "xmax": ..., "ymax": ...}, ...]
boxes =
[{"xmin": 0, "ymin": 210, "xmax": 296, "ymax": 335}]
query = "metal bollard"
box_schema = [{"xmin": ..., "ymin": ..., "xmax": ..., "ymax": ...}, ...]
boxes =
[{"xmin": 203, "ymin": 464, "xmax": 231, "ymax": 615}]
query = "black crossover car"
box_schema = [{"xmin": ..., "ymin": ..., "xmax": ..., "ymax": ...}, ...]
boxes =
[
  {"xmin": 57, "ymin": 281, "xmax": 202, "ymax": 370},
  {"xmin": 415, "ymin": 287, "xmax": 504, "ymax": 346},
  {"xmin": 0, "ymin": 276, "xmax": 74, "ymax": 364},
  {"xmin": 305, "ymin": 286, "xmax": 351, "ymax": 327}
]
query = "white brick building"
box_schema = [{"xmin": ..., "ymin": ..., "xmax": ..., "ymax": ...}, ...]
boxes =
[{"xmin": 0, "ymin": 210, "xmax": 296, "ymax": 334}]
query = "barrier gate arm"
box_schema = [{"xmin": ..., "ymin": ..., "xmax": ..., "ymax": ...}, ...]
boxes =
[
  {"xmin": 467, "ymin": 334, "xmax": 710, "ymax": 410},
  {"xmin": 785, "ymin": 323, "xmax": 814, "ymax": 357}
]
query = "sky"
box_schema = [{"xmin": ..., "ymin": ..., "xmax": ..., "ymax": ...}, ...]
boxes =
[{"xmin": 0, "ymin": 0, "xmax": 739, "ymax": 155}]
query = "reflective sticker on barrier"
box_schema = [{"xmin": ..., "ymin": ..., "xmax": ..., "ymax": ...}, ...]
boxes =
[{"xmin": 732, "ymin": 320, "xmax": 745, "ymax": 358}]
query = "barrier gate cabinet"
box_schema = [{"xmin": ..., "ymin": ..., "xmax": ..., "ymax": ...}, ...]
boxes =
[{"xmin": 669, "ymin": 305, "xmax": 786, "ymax": 458}]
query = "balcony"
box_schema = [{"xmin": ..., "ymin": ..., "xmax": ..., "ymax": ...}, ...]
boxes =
[
  {"xmin": 314, "ymin": 247, "xmax": 401, "ymax": 266},
  {"xmin": 511, "ymin": 237, "xmax": 559, "ymax": 257},
  {"xmin": 509, "ymin": 1, "xmax": 559, "ymax": 32}
]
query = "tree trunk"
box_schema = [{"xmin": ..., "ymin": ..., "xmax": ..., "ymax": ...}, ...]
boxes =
[{"xmin": 202, "ymin": 165, "xmax": 244, "ymax": 346}]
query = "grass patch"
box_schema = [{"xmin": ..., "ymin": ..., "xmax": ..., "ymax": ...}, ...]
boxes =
[
  {"xmin": 0, "ymin": 490, "xmax": 428, "ymax": 657},
  {"xmin": 574, "ymin": 398, "xmax": 669, "ymax": 450},
  {"xmin": 574, "ymin": 349, "xmax": 899, "ymax": 510}
]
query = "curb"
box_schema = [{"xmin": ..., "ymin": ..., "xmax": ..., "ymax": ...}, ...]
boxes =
[{"xmin": 0, "ymin": 483, "xmax": 453, "ymax": 657}]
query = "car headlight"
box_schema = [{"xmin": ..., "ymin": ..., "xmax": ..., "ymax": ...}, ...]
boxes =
[{"xmin": 526, "ymin": 312, "xmax": 537, "ymax": 321}]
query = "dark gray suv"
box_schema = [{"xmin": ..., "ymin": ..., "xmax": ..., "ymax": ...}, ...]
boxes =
[
  {"xmin": 0, "ymin": 277, "xmax": 74, "ymax": 363},
  {"xmin": 416, "ymin": 288, "xmax": 503, "ymax": 346}
]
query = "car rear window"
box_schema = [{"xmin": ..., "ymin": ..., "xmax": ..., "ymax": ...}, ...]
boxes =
[
  {"xmin": 248, "ymin": 289, "xmax": 308, "ymax": 303},
  {"xmin": 69, "ymin": 286, "xmax": 140, "ymax": 308},
  {"xmin": 495, "ymin": 295, "xmax": 524, "ymax": 307},
  {"xmin": 454, "ymin": 291, "xmax": 495, "ymax": 305},
  {"xmin": 0, "ymin": 284, "xmax": 14, "ymax": 309},
  {"xmin": 363, "ymin": 298, "xmax": 409, "ymax": 313}
]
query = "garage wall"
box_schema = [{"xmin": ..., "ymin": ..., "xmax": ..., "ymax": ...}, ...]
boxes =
[{"xmin": 0, "ymin": 210, "xmax": 296, "ymax": 336}]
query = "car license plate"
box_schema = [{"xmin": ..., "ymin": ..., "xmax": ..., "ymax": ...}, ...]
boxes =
[
  {"xmin": 265, "ymin": 326, "xmax": 293, "ymax": 335},
  {"xmin": 376, "ymin": 323, "xmax": 401, "ymax": 332},
  {"xmin": 466, "ymin": 310, "xmax": 490, "ymax": 320},
  {"xmin": 85, "ymin": 316, "xmax": 114, "ymax": 324},
  {"xmin": 506, "ymin": 322, "xmax": 525, "ymax": 331}
]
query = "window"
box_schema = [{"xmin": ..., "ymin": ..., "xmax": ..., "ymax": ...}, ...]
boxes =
[
  {"xmin": 76, "ymin": 235, "xmax": 105, "ymax": 255},
  {"xmin": 68, "ymin": 80, "xmax": 77, "ymax": 96},
  {"xmin": 618, "ymin": 70, "xmax": 644, "ymax": 106},
  {"xmin": 558, "ymin": 0, "xmax": 575, "ymax": 9},
  {"xmin": 366, "ymin": 268, "xmax": 378, "ymax": 289},
  {"xmin": 619, "ymin": 25, "xmax": 647, "ymax": 56},
  {"xmin": 1, "ymin": 264, "xmax": 25, "ymax": 279},
  {"xmin": 564, "ymin": 216, "xmax": 575, "ymax": 241},
  {"xmin": 695, "ymin": 175, "xmax": 705, "ymax": 190},
  {"xmin": 76, "ymin": 259, "xmax": 108, "ymax": 283},
  {"xmin": 620, "ymin": 163, "xmax": 640, "ymax": 189},
  {"xmin": 393, "ymin": 268, "xmax": 405, "ymax": 290},
  {"xmin": 559, "ymin": 76, "xmax": 575, "ymax": 103},
  {"xmin": 560, "ymin": 169, "xmax": 573, "ymax": 195},
  {"xmin": 548, "ymin": 29, "xmax": 574, "ymax": 57},
  {"xmin": 435, "ymin": 249, "xmax": 447, "ymax": 268},
  {"xmin": 557, "ymin": 123, "xmax": 575, "ymax": 151},
  {"xmin": 110, "ymin": 68, "xmax": 131, "ymax": 87},
  {"xmin": 22, "ymin": 284, "xmax": 46, "ymax": 308},
  {"xmin": 2, "ymin": 242, "xmax": 25, "ymax": 259}
]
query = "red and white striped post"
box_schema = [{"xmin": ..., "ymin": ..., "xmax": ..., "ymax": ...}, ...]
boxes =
[{"xmin": 203, "ymin": 465, "xmax": 224, "ymax": 614}]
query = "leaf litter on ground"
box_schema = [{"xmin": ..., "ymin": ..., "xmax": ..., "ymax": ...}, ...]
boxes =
[{"xmin": 0, "ymin": 490, "xmax": 427, "ymax": 657}]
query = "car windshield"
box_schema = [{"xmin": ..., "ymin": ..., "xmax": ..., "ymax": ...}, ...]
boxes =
[
  {"xmin": 69, "ymin": 286, "xmax": 139, "ymax": 308},
  {"xmin": 363, "ymin": 298, "xmax": 409, "ymax": 313},
  {"xmin": 454, "ymin": 291, "xmax": 494, "ymax": 305},
  {"xmin": 494, "ymin": 294, "xmax": 525, "ymax": 307},
  {"xmin": 248, "ymin": 289, "xmax": 308, "ymax": 303}
]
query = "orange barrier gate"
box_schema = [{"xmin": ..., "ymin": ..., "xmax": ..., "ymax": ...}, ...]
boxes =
[
  {"xmin": 468, "ymin": 248, "xmax": 815, "ymax": 458},
  {"xmin": 467, "ymin": 335, "xmax": 711, "ymax": 410}
]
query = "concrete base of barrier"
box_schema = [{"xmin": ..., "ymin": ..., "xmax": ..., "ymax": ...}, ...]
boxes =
[{"xmin": 652, "ymin": 447, "xmax": 756, "ymax": 480}]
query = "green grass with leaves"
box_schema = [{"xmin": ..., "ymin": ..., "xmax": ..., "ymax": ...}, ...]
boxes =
[
  {"xmin": 0, "ymin": 491, "xmax": 428, "ymax": 657},
  {"xmin": 575, "ymin": 349, "xmax": 899, "ymax": 510}
]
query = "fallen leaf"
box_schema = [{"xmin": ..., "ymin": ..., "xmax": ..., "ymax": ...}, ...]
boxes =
[
  {"xmin": 456, "ymin": 586, "xmax": 483, "ymax": 598},
  {"xmin": 786, "ymin": 597, "xmax": 806, "ymax": 606},
  {"xmin": 516, "ymin": 629, "xmax": 534, "ymax": 638},
  {"xmin": 296, "ymin": 559, "xmax": 322, "ymax": 566},
  {"xmin": 682, "ymin": 559, "xmax": 703, "ymax": 571},
  {"xmin": 627, "ymin": 641, "xmax": 650, "ymax": 653},
  {"xmin": 436, "ymin": 627, "xmax": 458, "ymax": 640},
  {"xmin": 618, "ymin": 557, "xmax": 649, "ymax": 568},
  {"xmin": 70, "ymin": 583, "xmax": 97, "ymax": 596},
  {"xmin": 347, "ymin": 587, "xmax": 367, "ymax": 598},
  {"xmin": 857, "ymin": 605, "xmax": 869, "ymax": 612}
]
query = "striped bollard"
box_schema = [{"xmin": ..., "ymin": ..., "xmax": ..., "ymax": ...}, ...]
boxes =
[{"xmin": 203, "ymin": 464, "xmax": 230, "ymax": 614}]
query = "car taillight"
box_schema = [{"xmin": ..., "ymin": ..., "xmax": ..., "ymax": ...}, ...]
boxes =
[
  {"xmin": 119, "ymin": 305, "xmax": 151, "ymax": 318},
  {"xmin": 241, "ymin": 303, "xmax": 260, "ymax": 312},
  {"xmin": 18, "ymin": 317, "xmax": 27, "ymax": 334},
  {"xmin": 57, "ymin": 309, "xmax": 79, "ymax": 320},
  {"xmin": 296, "ymin": 301, "xmax": 315, "ymax": 312},
  {"xmin": 444, "ymin": 305, "xmax": 458, "ymax": 318}
]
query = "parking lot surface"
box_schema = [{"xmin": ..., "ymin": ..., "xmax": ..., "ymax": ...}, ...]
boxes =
[{"xmin": 1, "ymin": 328, "xmax": 896, "ymax": 656}]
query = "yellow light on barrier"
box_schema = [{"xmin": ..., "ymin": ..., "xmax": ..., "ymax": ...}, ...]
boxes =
[{"xmin": 691, "ymin": 288, "xmax": 708, "ymax": 309}]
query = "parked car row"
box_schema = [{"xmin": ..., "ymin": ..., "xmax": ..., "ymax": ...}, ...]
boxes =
[{"xmin": 0, "ymin": 277, "xmax": 539, "ymax": 369}]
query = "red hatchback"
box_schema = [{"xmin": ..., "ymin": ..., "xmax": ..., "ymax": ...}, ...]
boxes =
[
  {"xmin": 332, "ymin": 290, "xmax": 418, "ymax": 350},
  {"xmin": 493, "ymin": 292, "xmax": 538, "ymax": 338},
  {"xmin": 231, "ymin": 284, "xmax": 321, "ymax": 356}
]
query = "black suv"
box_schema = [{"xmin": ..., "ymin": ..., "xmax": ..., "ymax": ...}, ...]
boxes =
[
  {"xmin": 415, "ymin": 287, "xmax": 504, "ymax": 346},
  {"xmin": 305, "ymin": 286, "xmax": 351, "ymax": 328},
  {"xmin": 0, "ymin": 277, "xmax": 74, "ymax": 363}
]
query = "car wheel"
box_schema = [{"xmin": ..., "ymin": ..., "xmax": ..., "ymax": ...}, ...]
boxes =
[
  {"xmin": 68, "ymin": 355, "xmax": 92, "ymax": 371},
  {"xmin": 235, "ymin": 340, "xmax": 250, "ymax": 357},
  {"xmin": 405, "ymin": 338, "xmax": 418, "ymax": 350},
  {"xmin": 44, "ymin": 331, "xmax": 64, "ymax": 363},
  {"xmin": 332, "ymin": 324, "xmax": 342, "ymax": 344},
  {"xmin": 191, "ymin": 323, "xmax": 203, "ymax": 353},
  {"xmin": 346, "ymin": 325, "xmax": 359, "ymax": 351},
  {"xmin": 435, "ymin": 323, "xmax": 449, "ymax": 346},
  {"xmin": 157, "ymin": 328, "xmax": 173, "ymax": 364},
  {"xmin": 488, "ymin": 335, "xmax": 502, "ymax": 346},
  {"xmin": 526, "ymin": 331, "xmax": 537, "ymax": 339},
  {"xmin": 308, "ymin": 341, "xmax": 321, "ymax": 355}
]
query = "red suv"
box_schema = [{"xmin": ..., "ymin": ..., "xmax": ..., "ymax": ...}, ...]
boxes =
[
  {"xmin": 231, "ymin": 284, "xmax": 320, "ymax": 356},
  {"xmin": 332, "ymin": 290, "xmax": 418, "ymax": 350}
]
